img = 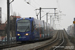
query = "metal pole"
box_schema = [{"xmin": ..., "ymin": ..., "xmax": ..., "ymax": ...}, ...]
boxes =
[
  {"xmin": 41, "ymin": 8, "xmax": 57, "ymax": 9},
  {"xmin": 7, "ymin": 0, "xmax": 10, "ymax": 44},
  {"xmin": 53, "ymin": 18, "xmax": 55, "ymax": 29},
  {"xmin": 40, "ymin": 7, "xmax": 41, "ymax": 20},
  {"xmin": 53, "ymin": 8, "xmax": 56, "ymax": 29},
  {"xmin": 74, "ymin": 18, "xmax": 75, "ymax": 37},
  {"xmin": 53, "ymin": 20, "xmax": 55, "ymax": 27},
  {"xmin": 50, "ymin": 15, "xmax": 52, "ymax": 27},
  {"xmin": 46, "ymin": 13, "xmax": 48, "ymax": 32},
  {"xmin": 0, "ymin": 7, "xmax": 1, "ymax": 24},
  {"xmin": 36, "ymin": 15, "xmax": 38, "ymax": 19},
  {"xmin": 54, "ymin": 8, "xmax": 56, "ymax": 18},
  {"xmin": 46, "ymin": 13, "xmax": 48, "ymax": 23}
]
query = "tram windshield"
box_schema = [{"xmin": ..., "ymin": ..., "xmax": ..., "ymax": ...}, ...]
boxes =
[{"xmin": 17, "ymin": 19, "xmax": 30, "ymax": 32}]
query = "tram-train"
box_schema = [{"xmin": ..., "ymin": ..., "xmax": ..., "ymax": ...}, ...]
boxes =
[{"xmin": 16, "ymin": 17, "xmax": 53, "ymax": 42}]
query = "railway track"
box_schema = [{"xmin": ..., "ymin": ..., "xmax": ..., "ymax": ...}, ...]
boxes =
[
  {"xmin": 2, "ymin": 30, "xmax": 57, "ymax": 50},
  {"xmin": 1, "ymin": 30, "xmax": 72, "ymax": 50},
  {"xmin": 30, "ymin": 30, "xmax": 68, "ymax": 50},
  {"xmin": 53, "ymin": 30, "xmax": 74, "ymax": 50},
  {"xmin": 0, "ymin": 41, "xmax": 33, "ymax": 50},
  {"xmin": 53, "ymin": 30, "xmax": 65, "ymax": 50}
]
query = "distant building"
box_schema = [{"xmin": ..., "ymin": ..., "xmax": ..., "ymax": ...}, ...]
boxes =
[
  {"xmin": 0, "ymin": 15, "xmax": 21, "ymax": 37},
  {"xmin": 10, "ymin": 15, "xmax": 21, "ymax": 20},
  {"xmin": 67, "ymin": 25, "xmax": 74, "ymax": 36},
  {"xmin": 10, "ymin": 15, "xmax": 21, "ymax": 37},
  {"xmin": 5, "ymin": 15, "xmax": 21, "ymax": 24},
  {"xmin": 0, "ymin": 24, "xmax": 6, "ymax": 31},
  {"xmin": 0, "ymin": 23, "xmax": 6, "ymax": 40}
]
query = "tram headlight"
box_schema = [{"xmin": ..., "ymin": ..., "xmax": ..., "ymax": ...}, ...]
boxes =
[
  {"xmin": 25, "ymin": 33, "xmax": 29, "ymax": 36},
  {"xmin": 17, "ymin": 34, "xmax": 20, "ymax": 36}
]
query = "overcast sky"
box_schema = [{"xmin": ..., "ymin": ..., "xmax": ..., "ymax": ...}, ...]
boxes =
[{"xmin": 0, "ymin": 0, "xmax": 75, "ymax": 30}]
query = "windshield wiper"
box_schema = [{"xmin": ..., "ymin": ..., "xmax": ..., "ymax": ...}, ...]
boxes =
[{"xmin": 25, "ymin": 26, "xmax": 29, "ymax": 32}]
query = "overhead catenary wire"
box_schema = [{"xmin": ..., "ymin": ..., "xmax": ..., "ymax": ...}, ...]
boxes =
[
  {"xmin": 41, "ymin": 11, "xmax": 54, "ymax": 18},
  {"xmin": 29, "ymin": 0, "xmax": 38, "ymax": 8},
  {"xmin": 24, "ymin": 0, "xmax": 38, "ymax": 9},
  {"xmin": 24, "ymin": 0, "xmax": 40, "ymax": 19},
  {"xmin": 35, "ymin": 9, "xmax": 50, "ymax": 18},
  {"xmin": 35, "ymin": 9, "xmax": 40, "ymax": 19},
  {"xmin": 32, "ymin": 0, "xmax": 40, "ymax": 7},
  {"xmin": 56, "ymin": 0, "xmax": 62, "ymax": 26},
  {"xmin": 56, "ymin": 0, "xmax": 61, "ymax": 12},
  {"xmin": 10, "ymin": 0, "xmax": 14, "ymax": 4},
  {"xmin": 35, "ymin": 10, "xmax": 40, "ymax": 16},
  {"xmin": 41, "ymin": 13, "xmax": 46, "ymax": 18},
  {"xmin": 29, "ymin": 4, "xmax": 37, "ymax": 9},
  {"xmin": 26, "ymin": 0, "xmax": 41, "ymax": 18}
]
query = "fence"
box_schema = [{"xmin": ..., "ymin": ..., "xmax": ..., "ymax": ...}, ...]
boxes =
[{"xmin": 0, "ymin": 17, "xmax": 16, "ymax": 46}]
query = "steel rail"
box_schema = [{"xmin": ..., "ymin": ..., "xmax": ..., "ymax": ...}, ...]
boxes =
[
  {"xmin": 30, "ymin": 31, "xmax": 59, "ymax": 50},
  {"xmin": 53, "ymin": 30, "xmax": 65, "ymax": 50},
  {"xmin": 0, "ymin": 42, "xmax": 32, "ymax": 49}
]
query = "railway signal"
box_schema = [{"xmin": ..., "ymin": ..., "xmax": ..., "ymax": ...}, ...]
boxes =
[
  {"xmin": 73, "ymin": 21, "xmax": 75, "ymax": 24},
  {"xmin": 73, "ymin": 20, "xmax": 75, "ymax": 36}
]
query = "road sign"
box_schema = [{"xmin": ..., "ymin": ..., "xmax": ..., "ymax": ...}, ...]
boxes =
[{"xmin": 73, "ymin": 21, "xmax": 75, "ymax": 24}]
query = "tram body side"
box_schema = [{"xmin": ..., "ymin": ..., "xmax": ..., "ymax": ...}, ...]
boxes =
[{"xmin": 16, "ymin": 17, "xmax": 53, "ymax": 41}]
